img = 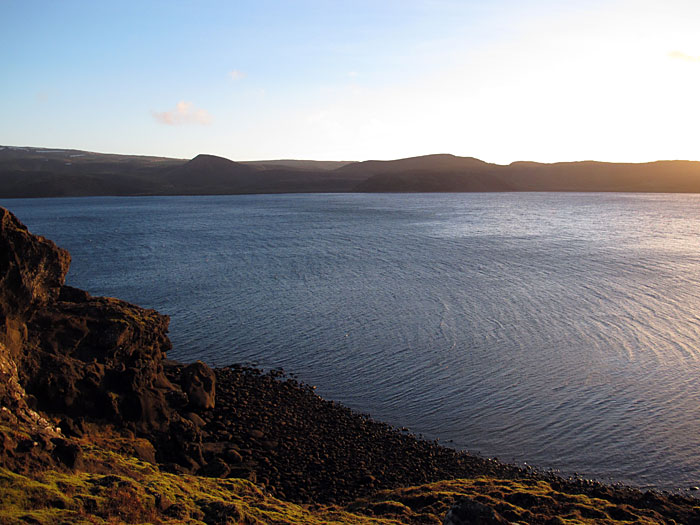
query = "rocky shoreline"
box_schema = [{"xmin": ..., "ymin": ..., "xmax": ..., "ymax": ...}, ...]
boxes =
[
  {"xmin": 185, "ymin": 364, "xmax": 530, "ymax": 504},
  {"xmin": 2, "ymin": 204, "xmax": 700, "ymax": 524},
  {"xmin": 177, "ymin": 363, "xmax": 700, "ymax": 522}
]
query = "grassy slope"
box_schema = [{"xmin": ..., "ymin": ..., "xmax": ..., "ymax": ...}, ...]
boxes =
[{"xmin": 1, "ymin": 421, "xmax": 690, "ymax": 525}]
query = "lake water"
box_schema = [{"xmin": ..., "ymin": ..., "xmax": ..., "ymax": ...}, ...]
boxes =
[{"xmin": 4, "ymin": 192, "xmax": 700, "ymax": 492}]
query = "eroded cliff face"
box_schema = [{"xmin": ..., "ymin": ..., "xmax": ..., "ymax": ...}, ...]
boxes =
[
  {"xmin": 0, "ymin": 208, "xmax": 69, "ymax": 471},
  {"xmin": 0, "ymin": 208, "xmax": 70, "ymax": 358},
  {"xmin": 24, "ymin": 291, "xmax": 174, "ymax": 431},
  {"xmin": 0, "ymin": 206, "xmax": 214, "ymax": 472}
]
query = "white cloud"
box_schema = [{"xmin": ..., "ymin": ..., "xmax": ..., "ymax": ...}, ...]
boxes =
[
  {"xmin": 229, "ymin": 69, "xmax": 246, "ymax": 81},
  {"xmin": 152, "ymin": 101, "xmax": 212, "ymax": 126},
  {"xmin": 669, "ymin": 50, "xmax": 700, "ymax": 62}
]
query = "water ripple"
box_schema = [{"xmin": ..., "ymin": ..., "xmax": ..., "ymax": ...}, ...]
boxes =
[{"xmin": 5, "ymin": 192, "xmax": 700, "ymax": 491}]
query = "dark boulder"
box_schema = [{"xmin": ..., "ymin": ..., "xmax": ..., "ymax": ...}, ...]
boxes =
[
  {"xmin": 443, "ymin": 498, "xmax": 509, "ymax": 525},
  {"xmin": 51, "ymin": 438, "xmax": 83, "ymax": 470},
  {"xmin": 181, "ymin": 361, "xmax": 216, "ymax": 410},
  {"xmin": 22, "ymin": 287, "xmax": 175, "ymax": 433}
]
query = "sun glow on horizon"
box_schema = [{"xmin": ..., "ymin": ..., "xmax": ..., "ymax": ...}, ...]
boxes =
[
  {"xmin": 1, "ymin": 0, "xmax": 700, "ymax": 164},
  {"xmin": 278, "ymin": 1, "xmax": 700, "ymax": 165}
]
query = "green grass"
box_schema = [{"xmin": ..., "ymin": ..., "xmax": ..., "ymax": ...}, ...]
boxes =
[{"xmin": 0, "ymin": 424, "xmax": 686, "ymax": 524}]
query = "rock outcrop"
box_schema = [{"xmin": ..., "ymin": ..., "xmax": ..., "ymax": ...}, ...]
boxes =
[
  {"xmin": 0, "ymin": 206, "xmax": 214, "ymax": 471},
  {"xmin": 443, "ymin": 498, "xmax": 509, "ymax": 525},
  {"xmin": 23, "ymin": 290, "xmax": 174, "ymax": 432},
  {"xmin": 0, "ymin": 207, "xmax": 69, "ymax": 358}
]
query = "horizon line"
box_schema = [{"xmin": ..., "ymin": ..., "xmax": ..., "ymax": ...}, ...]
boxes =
[{"xmin": 2, "ymin": 144, "xmax": 700, "ymax": 167}]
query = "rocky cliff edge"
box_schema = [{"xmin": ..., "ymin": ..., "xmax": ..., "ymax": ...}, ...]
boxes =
[{"xmin": 0, "ymin": 206, "xmax": 214, "ymax": 475}]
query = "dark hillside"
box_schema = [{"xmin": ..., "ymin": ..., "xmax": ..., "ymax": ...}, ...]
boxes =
[
  {"xmin": 4, "ymin": 146, "xmax": 700, "ymax": 197},
  {"xmin": 354, "ymin": 157, "xmax": 700, "ymax": 193},
  {"xmin": 0, "ymin": 147, "xmax": 367, "ymax": 196},
  {"xmin": 355, "ymin": 170, "xmax": 514, "ymax": 192},
  {"xmin": 504, "ymin": 160, "xmax": 700, "ymax": 192},
  {"xmin": 0, "ymin": 146, "xmax": 185, "ymax": 197},
  {"xmin": 338, "ymin": 153, "xmax": 496, "ymax": 177},
  {"xmin": 157, "ymin": 154, "xmax": 369, "ymax": 194},
  {"xmin": 155, "ymin": 154, "xmax": 261, "ymax": 194},
  {"xmin": 243, "ymin": 159, "xmax": 356, "ymax": 171}
]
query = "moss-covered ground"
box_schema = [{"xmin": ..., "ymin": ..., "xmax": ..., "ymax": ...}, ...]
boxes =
[{"xmin": 2, "ymin": 427, "xmax": 695, "ymax": 525}]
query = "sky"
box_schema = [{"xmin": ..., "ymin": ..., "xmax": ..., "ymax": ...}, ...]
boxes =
[{"xmin": 2, "ymin": 0, "xmax": 700, "ymax": 164}]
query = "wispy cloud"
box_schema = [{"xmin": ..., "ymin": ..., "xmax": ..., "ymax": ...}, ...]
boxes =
[
  {"xmin": 229, "ymin": 69, "xmax": 246, "ymax": 81},
  {"xmin": 668, "ymin": 50, "xmax": 700, "ymax": 63},
  {"xmin": 152, "ymin": 101, "xmax": 212, "ymax": 126}
]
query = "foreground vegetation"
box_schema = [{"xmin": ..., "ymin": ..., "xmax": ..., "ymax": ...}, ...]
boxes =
[{"xmin": 2, "ymin": 422, "xmax": 696, "ymax": 525}]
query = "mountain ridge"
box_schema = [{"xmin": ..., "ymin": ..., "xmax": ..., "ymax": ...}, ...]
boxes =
[{"xmin": 4, "ymin": 145, "xmax": 700, "ymax": 197}]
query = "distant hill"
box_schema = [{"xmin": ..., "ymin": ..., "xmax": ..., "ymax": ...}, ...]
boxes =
[
  {"xmin": 500, "ymin": 160, "xmax": 700, "ymax": 193},
  {"xmin": 337, "ymin": 153, "xmax": 493, "ymax": 176},
  {"xmin": 0, "ymin": 146, "xmax": 186, "ymax": 197},
  {"xmin": 155, "ymin": 154, "xmax": 259, "ymax": 194},
  {"xmin": 353, "ymin": 156, "xmax": 700, "ymax": 194},
  {"xmin": 242, "ymin": 159, "xmax": 355, "ymax": 171},
  {"xmin": 0, "ymin": 147, "xmax": 365, "ymax": 197},
  {"xmin": 3, "ymin": 145, "xmax": 700, "ymax": 197},
  {"xmin": 348, "ymin": 154, "xmax": 514, "ymax": 192}
]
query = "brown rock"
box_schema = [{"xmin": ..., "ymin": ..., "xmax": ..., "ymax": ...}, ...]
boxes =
[
  {"xmin": 0, "ymin": 207, "xmax": 70, "ymax": 326},
  {"xmin": 51, "ymin": 438, "xmax": 83, "ymax": 470},
  {"xmin": 23, "ymin": 295, "xmax": 174, "ymax": 433},
  {"xmin": 199, "ymin": 457, "xmax": 231, "ymax": 478},
  {"xmin": 443, "ymin": 498, "xmax": 509, "ymax": 525},
  {"xmin": 184, "ymin": 412, "xmax": 207, "ymax": 427},
  {"xmin": 249, "ymin": 429, "xmax": 264, "ymax": 439},
  {"xmin": 229, "ymin": 467, "xmax": 257, "ymax": 483},
  {"xmin": 0, "ymin": 207, "xmax": 203, "ymax": 472},
  {"xmin": 132, "ymin": 440, "xmax": 157, "ymax": 464},
  {"xmin": 200, "ymin": 500, "xmax": 243, "ymax": 524},
  {"xmin": 181, "ymin": 361, "xmax": 216, "ymax": 410},
  {"xmin": 224, "ymin": 448, "xmax": 243, "ymax": 464},
  {"xmin": 0, "ymin": 208, "xmax": 178, "ymax": 436},
  {"xmin": 58, "ymin": 417, "xmax": 84, "ymax": 437}
]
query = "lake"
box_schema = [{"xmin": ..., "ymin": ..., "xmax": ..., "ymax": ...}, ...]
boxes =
[{"xmin": 4, "ymin": 192, "xmax": 700, "ymax": 492}]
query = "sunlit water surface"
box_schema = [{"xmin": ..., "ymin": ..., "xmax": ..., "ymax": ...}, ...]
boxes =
[{"xmin": 4, "ymin": 193, "xmax": 700, "ymax": 491}]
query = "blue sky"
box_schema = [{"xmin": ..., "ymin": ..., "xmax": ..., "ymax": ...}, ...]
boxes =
[{"xmin": 2, "ymin": 0, "xmax": 699, "ymax": 163}]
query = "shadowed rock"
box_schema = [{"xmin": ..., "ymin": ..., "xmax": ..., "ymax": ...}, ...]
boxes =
[
  {"xmin": 0, "ymin": 206, "xmax": 205, "ymax": 470},
  {"xmin": 23, "ymin": 292, "xmax": 175, "ymax": 433},
  {"xmin": 443, "ymin": 498, "xmax": 509, "ymax": 525},
  {"xmin": 181, "ymin": 361, "xmax": 216, "ymax": 410},
  {"xmin": 0, "ymin": 208, "xmax": 70, "ymax": 311}
]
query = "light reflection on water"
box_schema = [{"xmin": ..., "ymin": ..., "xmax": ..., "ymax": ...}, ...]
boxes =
[{"xmin": 4, "ymin": 192, "xmax": 700, "ymax": 491}]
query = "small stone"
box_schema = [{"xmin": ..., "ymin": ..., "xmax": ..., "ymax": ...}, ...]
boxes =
[
  {"xmin": 184, "ymin": 412, "xmax": 207, "ymax": 427},
  {"xmin": 229, "ymin": 468, "xmax": 257, "ymax": 483},
  {"xmin": 361, "ymin": 474, "xmax": 376, "ymax": 485},
  {"xmin": 199, "ymin": 458, "xmax": 231, "ymax": 478},
  {"xmin": 132, "ymin": 440, "xmax": 157, "ymax": 464},
  {"xmin": 59, "ymin": 417, "xmax": 84, "ymax": 437},
  {"xmin": 224, "ymin": 449, "xmax": 243, "ymax": 464},
  {"xmin": 443, "ymin": 497, "xmax": 509, "ymax": 525},
  {"xmin": 50, "ymin": 438, "xmax": 83, "ymax": 470}
]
